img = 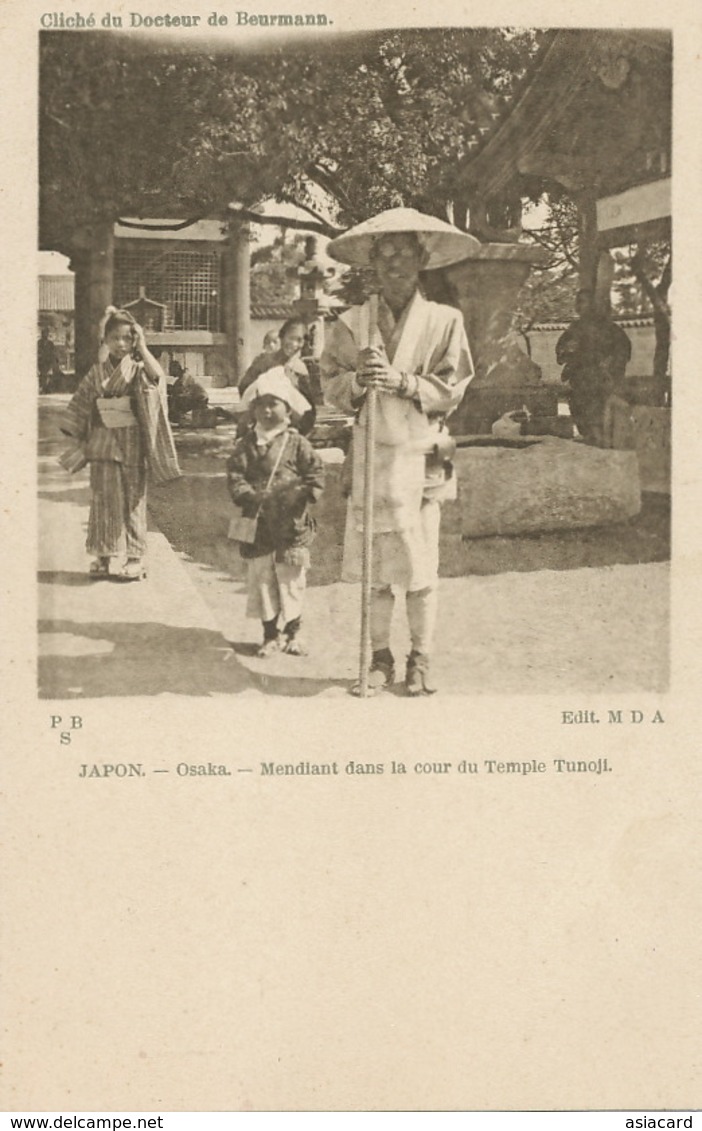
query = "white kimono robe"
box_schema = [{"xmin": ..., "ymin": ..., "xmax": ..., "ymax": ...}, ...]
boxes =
[{"xmin": 321, "ymin": 290, "xmax": 473, "ymax": 590}]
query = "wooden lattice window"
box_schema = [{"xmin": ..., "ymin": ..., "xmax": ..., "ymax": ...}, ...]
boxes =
[{"xmin": 114, "ymin": 246, "xmax": 222, "ymax": 332}]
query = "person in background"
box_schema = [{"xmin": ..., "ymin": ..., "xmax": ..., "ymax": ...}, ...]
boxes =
[
  {"xmin": 556, "ymin": 289, "xmax": 631, "ymax": 446},
  {"xmin": 38, "ymin": 327, "xmax": 60, "ymax": 393},
  {"xmin": 168, "ymin": 353, "xmax": 185, "ymax": 381},
  {"xmin": 262, "ymin": 329, "xmax": 280, "ymax": 354},
  {"xmin": 239, "ymin": 318, "xmax": 316, "ymax": 436},
  {"xmin": 168, "ymin": 367, "xmax": 210, "ymax": 425}
]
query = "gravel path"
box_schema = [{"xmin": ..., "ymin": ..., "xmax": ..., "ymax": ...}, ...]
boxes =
[
  {"xmin": 174, "ymin": 554, "xmax": 669, "ymax": 697},
  {"xmin": 149, "ymin": 425, "xmax": 670, "ymax": 697},
  {"xmin": 40, "ymin": 402, "xmax": 668, "ymax": 699}
]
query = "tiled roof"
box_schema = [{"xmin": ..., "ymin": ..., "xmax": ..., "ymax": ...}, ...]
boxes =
[
  {"xmin": 532, "ymin": 315, "xmax": 655, "ymax": 332},
  {"xmin": 114, "ymin": 218, "xmax": 226, "ymax": 242},
  {"xmin": 250, "ymin": 304, "xmax": 294, "ymax": 319},
  {"xmin": 39, "ymin": 275, "xmax": 74, "ymax": 311}
]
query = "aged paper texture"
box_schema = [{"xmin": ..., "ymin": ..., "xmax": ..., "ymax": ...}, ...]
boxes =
[{"xmin": 1, "ymin": 0, "xmax": 700, "ymax": 1114}]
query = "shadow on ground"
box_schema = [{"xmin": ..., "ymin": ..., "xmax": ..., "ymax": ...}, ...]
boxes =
[
  {"xmin": 38, "ymin": 570, "xmax": 100, "ymax": 588},
  {"xmin": 38, "ymin": 487, "xmax": 93, "ymax": 508},
  {"xmin": 38, "ymin": 618, "xmax": 350, "ymax": 698}
]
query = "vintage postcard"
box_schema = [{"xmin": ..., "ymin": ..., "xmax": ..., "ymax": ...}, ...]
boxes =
[{"xmin": 1, "ymin": 0, "xmax": 700, "ymax": 1116}]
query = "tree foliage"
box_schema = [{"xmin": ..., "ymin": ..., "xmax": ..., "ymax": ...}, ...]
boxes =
[
  {"xmin": 40, "ymin": 33, "xmax": 215, "ymax": 249},
  {"xmin": 610, "ymin": 241, "xmax": 671, "ymax": 317},
  {"xmin": 516, "ymin": 195, "xmax": 580, "ymax": 327},
  {"xmin": 40, "ymin": 28, "xmax": 542, "ymax": 252},
  {"xmin": 517, "ymin": 193, "xmax": 672, "ymax": 326},
  {"xmin": 250, "ymin": 231, "xmax": 309, "ymax": 306}
]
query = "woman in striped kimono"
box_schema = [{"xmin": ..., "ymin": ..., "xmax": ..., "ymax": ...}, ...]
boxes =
[{"xmin": 60, "ymin": 308, "xmax": 180, "ymax": 580}]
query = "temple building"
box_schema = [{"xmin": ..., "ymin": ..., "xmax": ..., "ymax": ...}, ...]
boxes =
[
  {"xmin": 112, "ymin": 219, "xmax": 229, "ymax": 382},
  {"xmin": 450, "ymin": 28, "xmax": 671, "ymax": 486},
  {"xmin": 460, "ymin": 27, "xmax": 671, "ymax": 392}
]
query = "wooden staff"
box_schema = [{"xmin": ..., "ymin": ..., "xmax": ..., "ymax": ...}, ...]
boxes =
[{"xmin": 358, "ymin": 382, "xmax": 377, "ymax": 697}]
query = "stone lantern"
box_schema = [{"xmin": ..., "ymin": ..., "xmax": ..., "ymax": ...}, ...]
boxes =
[
  {"xmin": 291, "ymin": 236, "xmax": 336, "ymax": 360},
  {"xmin": 422, "ymin": 241, "xmax": 550, "ymax": 433}
]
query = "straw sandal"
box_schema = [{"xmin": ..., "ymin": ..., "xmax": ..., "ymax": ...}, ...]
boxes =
[
  {"xmin": 351, "ymin": 648, "xmax": 395, "ymax": 697},
  {"xmin": 282, "ymin": 637, "xmax": 308, "ymax": 656},
  {"xmin": 256, "ymin": 636, "xmax": 281, "ymax": 658},
  {"xmin": 117, "ymin": 558, "xmax": 147, "ymax": 582},
  {"xmin": 282, "ymin": 618, "xmax": 307, "ymax": 656},
  {"xmin": 405, "ymin": 651, "xmax": 437, "ymax": 697}
]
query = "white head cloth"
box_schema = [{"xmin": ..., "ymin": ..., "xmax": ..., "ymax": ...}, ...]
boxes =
[{"xmin": 241, "ymin": 366, "xmax": 311, "ymax": 417}]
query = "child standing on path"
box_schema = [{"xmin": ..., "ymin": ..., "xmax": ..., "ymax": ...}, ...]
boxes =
[
  {"xmin": 59, "ymin": 307, "xmax": 180, "ymax": 581},
  {"xmin": 227, "ymin": 369, "xmax": 324, "ymax": 657}
]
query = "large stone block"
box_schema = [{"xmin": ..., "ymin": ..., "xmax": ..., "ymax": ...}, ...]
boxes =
[
  {"xmin": 605, "ymin": 398, "xmax": 671, "ymax": 494},
  {"xmin": 629, "ymin": 407, "xmax": 671, "ymax": 494},
  {"xmin": 457, "ymin": 437, "xmax": 641, "ymax": 537}
]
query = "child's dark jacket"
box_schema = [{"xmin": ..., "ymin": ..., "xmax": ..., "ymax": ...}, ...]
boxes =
[{"xmin": 226, "ymin": 427, "xmax": 324, "ymax": 561}]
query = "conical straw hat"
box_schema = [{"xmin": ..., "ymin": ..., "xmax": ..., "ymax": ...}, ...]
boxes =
[{"xmin": 327, "ymin": 207, "xmax": 482, "ymax": 269}]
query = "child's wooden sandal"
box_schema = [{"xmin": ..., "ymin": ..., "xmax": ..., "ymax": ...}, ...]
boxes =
[{"xmin": 282, "ymin": 638, "xmax": 307, "ymax": 656}]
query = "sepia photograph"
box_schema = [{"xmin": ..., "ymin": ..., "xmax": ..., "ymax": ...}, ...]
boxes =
[{"xmin": 37, "ymin": 24, "xmax": 672, "ymax": 700}]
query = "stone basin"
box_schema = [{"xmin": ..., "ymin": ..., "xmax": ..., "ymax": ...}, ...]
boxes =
[{"xmin": 454, "ymin": 435, "xmax": 641, "ymax": 538}]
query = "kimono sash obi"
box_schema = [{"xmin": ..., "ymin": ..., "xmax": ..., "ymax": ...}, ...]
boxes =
[
  {"xmin": 59, "ymin": 356, "xmax": 181, "ymax": 485},
  {"xmin": 102, "ymin": 356, "xmax": 180, "ymax": 483},
  {"xmin": 96, "ymin": 396, "xmax": 138, "ymax": 429}
]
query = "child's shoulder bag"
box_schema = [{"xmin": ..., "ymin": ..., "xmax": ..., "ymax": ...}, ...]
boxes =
[{"xmin": 228, "ymin": 433, "xmax": 290, "ymax": 544}]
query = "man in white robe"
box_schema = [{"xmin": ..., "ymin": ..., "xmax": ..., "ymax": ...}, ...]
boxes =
[{"xmin": 321, "ymin": 210, "xmax": 477, "ymax": 694}]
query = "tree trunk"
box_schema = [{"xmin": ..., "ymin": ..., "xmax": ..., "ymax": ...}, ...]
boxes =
[
  {"xmin": 223, "ymin": 218, "xmax": 251, "ymax": 386},
  {"xmin": 631, "ymin": 252, "xmax": 671, "ymax": 404},
  {"xmin": 452, "ymin": 197, "xmax": 468, "ymax": 233},
  {"xmin": 576, "ymin": 190, "xmax": 598, "ymax": 293},
  {"xmin": 70, "ymin": 220, "xmax": 115, "ymax": 378},
  {"xmin": 652, "ymin": 312, "xmax": 671, "ymax": 403}
]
